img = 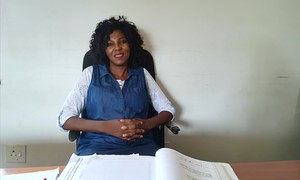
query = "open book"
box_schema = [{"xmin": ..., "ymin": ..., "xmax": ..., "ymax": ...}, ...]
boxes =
[{"xmin": 58, "ymin": 148, "xmax": 238, "ymax": 180}]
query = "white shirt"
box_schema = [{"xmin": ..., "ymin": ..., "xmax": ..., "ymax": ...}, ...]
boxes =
[{"xmin": 58, "ymin": 66, "xmax": 175, "ymax": 129}]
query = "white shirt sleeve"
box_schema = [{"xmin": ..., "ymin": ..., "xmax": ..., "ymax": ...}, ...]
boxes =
[
  {"xmin": 143, "ymin": 68, "xmax": 176, "ymax": 119},
  {"xmin": 57, "ymin": 66, "xmax": 93, "ymax": 130}
]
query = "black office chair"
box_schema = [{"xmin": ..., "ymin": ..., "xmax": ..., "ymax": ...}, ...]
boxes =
[{"xmin": 69, "ymin": 49, "xmax": 180, "ymax": 148}]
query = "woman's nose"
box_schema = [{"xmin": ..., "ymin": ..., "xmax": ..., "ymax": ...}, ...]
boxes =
[{"xmin": 114, "ymin": 43, "xmax": 122, "ymax": 50}]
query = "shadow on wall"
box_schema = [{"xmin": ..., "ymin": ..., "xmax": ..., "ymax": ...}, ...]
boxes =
[
  {"xmin": 155, "ymin": 78, "xmax": 189, "ymax": 128},
  {"xmin": 166, "ymin": 133, "xmax": 300, "ymax": 163},
  {"xmin": 293, "ymin": 90, "xmax": 300, "ymax": 138}
]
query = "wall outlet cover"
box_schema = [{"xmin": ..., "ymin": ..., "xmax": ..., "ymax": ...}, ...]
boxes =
[{"xmin": 6, "ymin": 145, "xmax": 26, "ymax": 163}]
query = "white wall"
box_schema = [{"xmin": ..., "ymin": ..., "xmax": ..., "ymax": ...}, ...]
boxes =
[{"xmin": 1, "ymin": 0, "xmax": 300, "ymax": 168}]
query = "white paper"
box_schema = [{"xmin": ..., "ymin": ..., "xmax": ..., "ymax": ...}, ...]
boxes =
[
  {"xmin": 155, "ymin": 148, "xmax": 239, "ymax": 180},
  {"xmin": 2, "ymin": 168, "xmax": 59, "ymax": 180},
  {"xmin": 59, "ymin": 149, "xmax": 238, "ymax": 180},
  {"xmin": 155, "ymin": 148, "xmax": 185, "ymax": 180},
  {"xmin": 58, "ymin": 153, "xmax": 92, "ymax": 180},
  {"xmin": 80, "ymin": 155, "xmax": 154, "ymax": 180},
  {"xmin": 58, "ymin": 153, "xmax": 155, "ymax": 180}
]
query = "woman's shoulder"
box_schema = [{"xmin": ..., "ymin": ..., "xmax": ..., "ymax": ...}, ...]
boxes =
[{"xmin": 83, "ymin": 65, "xmax": 94, "ymax": 73}]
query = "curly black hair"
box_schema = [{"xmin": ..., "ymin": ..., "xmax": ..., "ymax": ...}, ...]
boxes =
[{"xmin": 89, "ymin": 16, "xmax": 144, "ymax": 67}]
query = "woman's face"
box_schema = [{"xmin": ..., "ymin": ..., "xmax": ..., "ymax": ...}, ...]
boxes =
[{"xmin": 105, "ymin": 29, "xmax": 130, "ymax": 67}]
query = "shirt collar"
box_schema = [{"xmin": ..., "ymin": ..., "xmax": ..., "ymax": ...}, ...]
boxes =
[{"xmin": 99, "ymin": 64, "xmax": 140, "ymax": 79}]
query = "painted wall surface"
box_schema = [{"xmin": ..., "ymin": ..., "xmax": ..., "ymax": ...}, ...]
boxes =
[{"xmin": 1, "ymin": 0, "xmax": 300, "ymax": 168}]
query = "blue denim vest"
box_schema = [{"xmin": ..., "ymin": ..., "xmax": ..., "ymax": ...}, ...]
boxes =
[{"xmin": 77, "ymin": 65, "xmax": 159, "ymax": 156}]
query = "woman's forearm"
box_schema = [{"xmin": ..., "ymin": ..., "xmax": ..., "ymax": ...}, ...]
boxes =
[
  {"xmin": 62, "ymin": 117, "xmax": 144, "ymax": 140},
  {"xmin": 62, "ymin": 116, "xmax": 108, "ymax": 133},
  {"xmin": 144, "ymin": 111, "xmax": 173, "ymax": 131}
]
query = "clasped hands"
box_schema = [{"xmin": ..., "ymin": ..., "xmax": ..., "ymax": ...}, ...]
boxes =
[{"xmin": 109, "ymin": 118, "xmax": 150, "ymax": 141}]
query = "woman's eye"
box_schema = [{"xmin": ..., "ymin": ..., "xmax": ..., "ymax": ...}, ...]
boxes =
[
  {"xmin": 107, "ymin": 41, "xmax": 113, "ymax": 46},
  {"xmin": 120, "ymin": 39, "xmax": 128, "ymax": 44}
]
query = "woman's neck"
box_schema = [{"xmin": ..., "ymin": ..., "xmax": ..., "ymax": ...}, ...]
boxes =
[{"xmin": 109, "ymin": 65, "xmax": 128, "ymax": 80}]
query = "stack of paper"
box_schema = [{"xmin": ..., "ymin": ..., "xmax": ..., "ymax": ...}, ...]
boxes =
[{"xmin": 58, "ymin": 148, "xmax": 238, "ymax": 180}]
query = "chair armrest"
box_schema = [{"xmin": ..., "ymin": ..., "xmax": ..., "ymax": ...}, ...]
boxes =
[
  {"xmin": 166, "ymin": 121, "xmax": 180, "ymax": 135},
  {"xmin": 69, "ymin": 130, "xmax": 80, "ymax": 142}
]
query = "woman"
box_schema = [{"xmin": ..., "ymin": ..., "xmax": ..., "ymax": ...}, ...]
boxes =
[{"xmin": 58, "ymin": 16, "xmax": 175, "ymax": 156}]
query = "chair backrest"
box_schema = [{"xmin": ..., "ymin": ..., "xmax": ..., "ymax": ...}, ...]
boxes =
[{"xmin": 82, "ymin": 49, "xmax": 165, "ymax": 148}]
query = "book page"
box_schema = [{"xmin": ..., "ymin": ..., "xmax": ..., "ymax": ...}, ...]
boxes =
[
  {"xmin": 155, "ymin": 148, "xmax": 185, "ymax": 180},
  {"xmin": 155, "ymin": 148, "xmax": 238, "ymax": 180}
]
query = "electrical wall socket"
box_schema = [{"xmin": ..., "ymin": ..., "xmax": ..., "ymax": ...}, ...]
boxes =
[{"xmin": 6, "ymin": 145, "xmax": 26, "ymax": 163}]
